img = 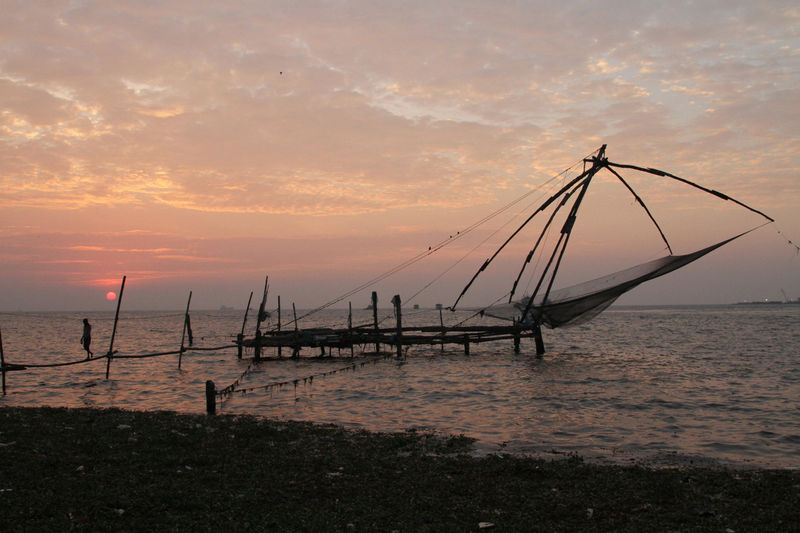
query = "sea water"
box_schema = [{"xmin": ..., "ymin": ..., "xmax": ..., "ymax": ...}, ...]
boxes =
[{"xmin": 1, "ymin": 305, "xmax": 798, "ymax": 468}]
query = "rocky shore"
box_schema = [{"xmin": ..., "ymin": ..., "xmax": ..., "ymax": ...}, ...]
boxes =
[{"xmin": 1, "ymin": 406, "xmax": 797, "ymax": 531}]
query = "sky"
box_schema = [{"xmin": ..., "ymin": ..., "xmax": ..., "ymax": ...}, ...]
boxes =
[{"xmin": 1, "ymin": 0, "xmax": 798, "ymax": 312}]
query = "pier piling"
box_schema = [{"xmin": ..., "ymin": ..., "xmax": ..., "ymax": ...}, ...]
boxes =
[
  {"xmin": 348, "ymin": 302, "xmax": 354, "ymax": 357},
  {"xmin": 1, "ymin": 326, "xmax": 6, "ymax": 395},
  {"xmin": 105, "ymin": 275, "xmax": 126, "ymax": 379},
  {"xmin": 392, "ymin": 295, "xmax": 403, "ymax": 359},
  {"xmin": 205, "ymin": 380, "xmax": 216, "ymax": 415},
  {"xmin": 372, "ymin": 291, "xmax": 379, "ymax": 353},
  {"xmin": 179, "ymin": 290, "xmax": 192, "ymax": 369},
  {"xmin": 534, "ymin": 322, "xmax": 545, "ymax": 357},
  {"xmin": 238, "ymin": 291, "xmax": 253, "ymax": 360}
]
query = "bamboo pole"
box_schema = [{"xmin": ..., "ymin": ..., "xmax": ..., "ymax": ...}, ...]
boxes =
[
  {"xmin": 178, "ymin": 290, "xmax": 192, "ymax": 369},
  {"xmin": 1, "ymin": 326, "xmax": 6, "ymax": 395},
  {"xmin": 348, "ymin": 301, "xmax": 354, "ymax": 357},
  {"xmin": 392, "ymin": 295, "xmax": 403, "ymax": 359},
  {"xmin": 105, "ymin": 275, "xmax": 126, "ymax": 379},
  {"xmin": 372, "ymin": 291, "xmax": 379, "ymax": 353},
  {"xmin": 277, "ymin": 296, "xmax": 282, "ymax": 358},
  {"xmin": 439, "ymin": 307, "xmax": 445, "ymax": 353},
  {"xmin": 238, "ymin": 291, "xmax": 253, "ymax": 359},
  {"xmin": 205, "ymin": 380, "xmax": 216, "ymax": 415},
  {"xmin": 292, "ymin": 303, "xmax": 299, "ymax": 357},
  {"xmin": 240, "ymin": 291, "xmax": 254, "ymax": 336},
  {"xmin": 254, "ymin": 275, "xmax": 269, "ymax": 360},
  {"xmin": 534, "ymin": 322, "xmax": 545, "ymax": 357}
]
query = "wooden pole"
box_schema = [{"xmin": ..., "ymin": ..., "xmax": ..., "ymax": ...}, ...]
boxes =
[
  {"xmin": 1, "ymin": 326, "xmax": 6, "ymax": 395},
  {"xmin": 513, "ymin": 319, "xmax": 521, "ymax": 354},
  {"xmin": 254, "ymin": 275, "xmax": 269, "ymax": 360},
  {"xmin": 254, "ymin": 330, "xmax": 262, "ymax": 361},
  {"xmin": 534, "ymin": 322, "xmax": 545, "ymax": 357},
  {"xmin": 105, "ymin": 275, "xmax": 126, "ymax": 379},
  {"xmin": 178, "ymin": 290, "xmax": 192, "ymax": 369},
  {"xmin": 348, "ymin": 301, "xmax": 354, "ymax": 357},
  {"xmin": 292, "ymin": 302, "xmax": 299, "ymax": 357},
  {"xmin": 392, "ymin": 295, "xmax": 403, "ymax": 359},
  {"xmin": 439, "ymin": 308, "xmax": 445, "ymax": 353},
  {"xmin": 238, "ymin": 291, "xmax": 253, "ymax": 359},
  {"xmin": 277, "ymin": 296, "xmax": 282, "ymax": 358},
  {"xmin": 205, "ymin": 380, "xmax": 216, "ymax": 415},
  {"xmin": 372, "ymin": 291, "xmax": 380, "ymax": 353},
  {"xmin": 240, "ymin": 291, "xmax": 254, "ymax": 336},
  {"xmin": 464, "ymin": 334, "xmax": 470, "ymax": 355}
]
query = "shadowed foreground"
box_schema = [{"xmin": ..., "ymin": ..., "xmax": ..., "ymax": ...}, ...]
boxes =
[{"xmin": 0, "ymin": 406, "xmax": 797, "ymax": 531}]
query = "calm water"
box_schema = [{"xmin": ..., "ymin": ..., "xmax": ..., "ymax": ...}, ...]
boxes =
[{"xmin": 1, "ymin": 305, "xmax": 798, "ymax": 469}]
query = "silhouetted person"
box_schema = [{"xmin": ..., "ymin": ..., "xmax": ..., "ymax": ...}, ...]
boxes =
[{"xmin": 81, "ymin": 318, "xmax": 93, "ymax": 359}]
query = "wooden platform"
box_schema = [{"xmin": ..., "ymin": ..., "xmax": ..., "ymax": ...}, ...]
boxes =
[
  {"xmin": 237, "ymin": 292, "xmax": 545, "ymax": 360},
  {"xmin": 239, "ymin": 323, "xmax": 539, "ymax": 358}
]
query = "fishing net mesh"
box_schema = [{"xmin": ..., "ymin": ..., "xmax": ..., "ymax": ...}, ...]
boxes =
[{"xmin": 486, "ymin": 235, "xmax": 741, "ymax": 328}]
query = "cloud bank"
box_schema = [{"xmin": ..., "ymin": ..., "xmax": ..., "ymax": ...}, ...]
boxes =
[{"xmin": 1, "ymin": 0, "xmax": 798, "ymax": 309}]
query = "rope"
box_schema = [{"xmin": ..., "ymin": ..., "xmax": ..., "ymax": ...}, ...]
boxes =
[
  {"xmin": 185, "ymin": 344, "xmax": 238, "ymax": 352},
  {"xmin": 216, "ymin": 358, "xmax": 257, "ymax": 396},
  {"xmin": 405, "ymin": 170, "xmax": 576, "ymax": 307},
  {"xmin": 289, "ymin": 154, "xmax": 595, "ymax": 325},
  {"xmin": 3, "ymin": 344, "xmax": 238, "ymax": 369},
  {"xmin": 0, "ymin": 312, "xmax": 186, "ymax": 321},
  {"xmin": 8, "ymin": 358, "xmax": 104, "ymax": 369},
  {"xmin": 452, "ymin": 292, "xmax": 517, "ymax": 328},
  {"xmin": 776, "ymin": 227, "xmax": 800, "ymax": 254},
  {"xmin": 217, "ymin": 355, "xmax": 389, "ymax": 399}
]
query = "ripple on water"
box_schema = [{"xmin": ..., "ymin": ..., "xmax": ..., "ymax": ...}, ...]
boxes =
[{"xmin": 2, "ymin": 306, "xmax": 799, "ymax": 468}]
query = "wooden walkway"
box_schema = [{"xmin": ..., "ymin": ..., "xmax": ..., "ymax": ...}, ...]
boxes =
[
  {"xmin": 241, "ymin": 323, "xmax": 540, "ymax": 357},
  {"xmin": 238, "ymin": 292, "xmax": 545, "ymax": 360}
]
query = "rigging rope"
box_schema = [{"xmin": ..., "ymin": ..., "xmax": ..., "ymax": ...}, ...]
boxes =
[
  {"xmin": 290, "ymin": 151, "xmax": 597, "ymax": 324},
  {"xmin": 217, "ymin": 355, "xmax": 390, "ymax": 399},
  {"xmin": 405, "ymin": 170, "xmax": 573, "ymax": 307},
  {"xmin": 776, "ymin": 227, "xmax": 800, "ymax": 255},
  {"xmin": 4, "ymin": 344, "xmax": 238, "ymax": 369}
]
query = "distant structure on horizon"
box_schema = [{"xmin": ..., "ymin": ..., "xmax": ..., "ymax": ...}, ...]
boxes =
[{"xmin": 734, "ymin": 298, "xmax": 800, "ymax": 305}]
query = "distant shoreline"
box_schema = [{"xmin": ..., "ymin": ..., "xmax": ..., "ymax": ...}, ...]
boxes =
[{"xmin": 3, "ymin": 302, "xmax": 799, "ymax": 314}]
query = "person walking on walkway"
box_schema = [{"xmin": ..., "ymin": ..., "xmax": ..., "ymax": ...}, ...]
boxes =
[{"xmin": 81, "ymin": 318, "xmax": 93, "ymax": 359}]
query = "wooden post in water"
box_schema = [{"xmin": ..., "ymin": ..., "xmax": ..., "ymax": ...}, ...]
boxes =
[
  {"xmin": 205, "ymin": 380, "xmax": 216, "ymax": 415},
  {"xmin": 392, "ymin": 295, "xmax": 403, "ymax": 359},
  {"xmin": 277, "ymin": 296, "xmax": 282, "ymax": 358},
  {"xmin": 513, "ymin": 319, "xmax": 521, "ymax": 354},
  {"xmin": 348, "ymin": 301, "xmax": 354, "ymax": 357},
  {"xmin": 254, "ymin": 276, "xmax": 269, "ymax": 361},
  {"xmin": 533, "ymin": 322, "xmax": 545, "ymax": 357},
  {"xmin": 254, "ymin": 329, "xmax": 262, "ymax": 361},
  {"xmin": 439, "ymin": 308, "xmax": 445, "ymax": 353},
  {"xmin": 238, "ymin": 291, "xmax": 253, "ymax": 359},
  {"xmin": 0, "ymin": 326, "xmax": 6, "ymax": 395},
  {"xmin": 372, "ymin": 291, "xmax": 380, "ymax": 353},
  {"xmin": 178, "ymin": 290, "xmax": 192, "ymax": 369},
  {"xmin": 292, "ymin": 302, "xmax": 300, "ymax": 358},
  {"xmin": 105, "ymin": 275, "xmax": 126, "ymax": 379},
  {"xmin": 464, "ymin": 334, "xmax": 470, "ymax": 355}
]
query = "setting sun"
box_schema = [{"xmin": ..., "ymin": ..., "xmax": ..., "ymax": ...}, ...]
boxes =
[{"xmin": 106, "ymin": 291, "xmax": 117, "ymax": 301}]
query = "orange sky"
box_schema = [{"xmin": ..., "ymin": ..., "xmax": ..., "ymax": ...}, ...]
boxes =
[{"xmin": 1, "ymin": 1, "xmax": 798, "ymax": 311}]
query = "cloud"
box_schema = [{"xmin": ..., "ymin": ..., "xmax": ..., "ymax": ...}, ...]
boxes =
[{"xmin": 0, "ymin": 1, "xmax": 798, "ymax": 309}]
